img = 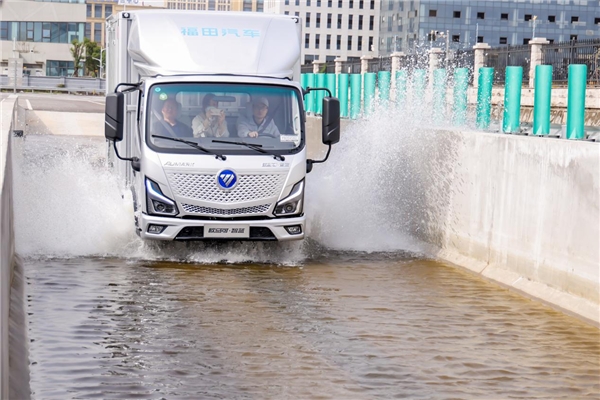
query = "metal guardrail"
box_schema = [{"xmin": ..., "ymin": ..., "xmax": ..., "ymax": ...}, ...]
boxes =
[
  {"xmin": 542, "ymin": 39, "xmax": 600, "ymax": 84},
  {"xmin": 0, "ymin": 75, "xmax": 105, "ymax": 93},
  {"xmin": 486, "ymin": 44, "xmax": 532, "ymax": 84}
]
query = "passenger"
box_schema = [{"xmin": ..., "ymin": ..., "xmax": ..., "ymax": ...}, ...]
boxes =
[
  {"xmin": 192, "ymin": 93, "xmax": 229, "ymax": 138},
  {"xmin": 153, "ymin": 98, "xmax": 193, "ymax": 138},
  {"xmin": 237, "ymin": 96, "xmax": 280, "ymax": 138}
]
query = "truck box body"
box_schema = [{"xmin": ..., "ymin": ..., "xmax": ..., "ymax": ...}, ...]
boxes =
[{"xmin": 105, "ymin": 10, "xmax": 316, "ymax": 241}]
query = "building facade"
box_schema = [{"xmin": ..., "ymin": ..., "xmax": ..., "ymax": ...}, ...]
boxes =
[
  {"xmin": 0, "ymin": 0, "xmax": 86, "ymax": 76},
  {"xmin": 265, "ymin": 0, "xmax": 381, "ymax": 64},
  {"xmin": 379, "ymin": 0, "xmax": 600, "ymax": 56},
  {"xmin": 163, "ymin": 0, "xmax": 264, "ymax": 11}
]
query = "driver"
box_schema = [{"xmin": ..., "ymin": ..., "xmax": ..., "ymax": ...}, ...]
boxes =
[
  {"xmin": 237, "ymin": 96, "xmax": 280, "ymax": 138},
  {"xmin": 153, "ymin": 98, "xmax": 193, "ymax": 138}
]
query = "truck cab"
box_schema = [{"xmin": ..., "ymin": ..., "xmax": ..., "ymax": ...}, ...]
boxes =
[{"xmin": 104, "ymin": 10, "xmax": 339, "ymax": 241}]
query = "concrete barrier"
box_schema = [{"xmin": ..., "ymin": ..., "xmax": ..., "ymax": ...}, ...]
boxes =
[
  {"xmin": 307, "ymin": 116, "xmax": 599, "ymax": 326},
  {"xmin": 1, "ymin": 95, "xmax": 30, "ymax": 399}
]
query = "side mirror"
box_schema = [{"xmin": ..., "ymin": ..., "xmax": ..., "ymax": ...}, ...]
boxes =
[
  {"xmin": 322, "ymin": 97, "xmax": 340, "ymax": 145},
  {"xmin": 105, "ymin": 92, "xmax": 124, "ymax": 142}
]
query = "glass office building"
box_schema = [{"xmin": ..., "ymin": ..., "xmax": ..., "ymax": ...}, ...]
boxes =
[{"xmin": 379, "ymin": 0, "xmax": 600, "ymax": 55}]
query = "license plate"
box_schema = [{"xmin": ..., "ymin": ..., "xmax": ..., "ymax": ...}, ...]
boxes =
[{"xmin": 204, "ymin": 225, "xmax": 249, "ymax": 238}]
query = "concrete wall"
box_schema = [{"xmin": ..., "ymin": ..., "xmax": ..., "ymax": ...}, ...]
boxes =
[
  {"xmin": 1, "ymin": 96, "xmax": 17, "ymax": 399},
  {"xmin": 306, "ymin": 116, "xmax": 599, "ymax": 326},
  {"xmin": 0, "ymin": 96, "xmax": 30, "ymax": 400}
]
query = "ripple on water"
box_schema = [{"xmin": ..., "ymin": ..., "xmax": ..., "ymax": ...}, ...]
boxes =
[{"xmin": 24, "ymin": 255, "xmax": 600, "ymax": 399}]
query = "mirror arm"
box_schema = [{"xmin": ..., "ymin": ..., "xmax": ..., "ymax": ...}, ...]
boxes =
[
  {"xmin": 303, "ymin": 87, "xmax": 332, "ymax": 98},
  {"xmin": 306, "ymin": 144, "xmax": 332, "ymax": 173},
  {"xmin": 112, "ymin": 140, "xmax": 140, "ymax": 172}
]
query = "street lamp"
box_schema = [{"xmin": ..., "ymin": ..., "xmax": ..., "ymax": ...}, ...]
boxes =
[{"xmin": 532, "ymin": 15, "xmax": 538, "ymax": 38}]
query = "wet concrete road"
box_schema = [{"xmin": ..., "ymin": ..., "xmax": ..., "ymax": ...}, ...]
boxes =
[{"xmin": 25, "ymin": 253, "xmax": 600, "ymax": 399}]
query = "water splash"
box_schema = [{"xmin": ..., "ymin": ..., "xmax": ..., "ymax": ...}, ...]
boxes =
[{"xmin": 13, "ymin": 102, "xmax": 460, "ymax": 262}]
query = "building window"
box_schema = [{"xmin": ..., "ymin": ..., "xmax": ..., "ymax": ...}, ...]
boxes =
[
  {"xmin": 316, "ymin": 13, "xmax": 321, "ymax": 27},
  {"xmin": 357, "ymin": 35, "xmax": 362, "ymax": 51},
  {"xmin": 429, "ymin": 9, "xmax": 436, "ymax": 17},
  {"xmin": 358, "ymin": 15, "xmax": 363, "ymax": 29},
  {"xmin": 285, "ymin": 0, "xmax": 289, "ymax": 5},
  {"xmin": 307, "ymin": 0, "xmax": 311, "ymax": 5},
  {"xmin": 243, "ymin": 0, "xmax": 252, "ymax": 11},
  {"xmin": 477, "ymin": 36, "xmax": 483, "ymax": 43},
  {"xmin": 284, "ymin": 11, "xmax": 289, "ymax": 15},
  {"xmin": 453, "ymin": 10, "xmax": 461, "ymax": 18},
  {"xmin": 371, "ymin": 0, "xmax": 375, "ymax": 10},
  {"xmin": 94, "ymin": 23, "xmax": 101, "ymax": 42},
  {"xmin": 347, "ymin": 36, "xmax": 352, "ymax": 50},
  {"xmin": 477, "ymin": 12, "xmax": 484, "ymax": 20},
  {"xmin": 359, "ymin": 0, "xmax": 363, "ymax": 9},
  {"xmin": 327, "ymin": 13, "xmax": 332, "ymax": 28},
  {"xmin": 337, "ymin": 14, "xmax": 342, "ymax": 29},
  {"xmin": 316, "ymin": 0, "xmax": 321, "ymax": 6},
  {"xmin": 571, "ymin": 16, "xmax": 579, "ymax": 23},
  {"xmin": 501, "ymin": 13, "xmax": 508, "ymax": 20},
  {"xmin": 46, "ymin": 60, "xmax": 75, "ymax": 77},
  {"xmin": 523, "ymin": 38, "xmax": 530, "ymax": 44},
  {"xmin": 105, "ymin": 5, "xmax": 113, "ymax": 18},
  {"xmin": 349, "ymin": 0, "xmax": 353, "ymax": 8},
  {"xmin": 2, "ymin": 21, "xmax": 84, "ymax": 43},
  {"xmin": 326, "ymin": 34, "xmax": 331, "ymax": 49},
  {"xmin": 338, "ymin": 0, "xmax": 342, "ymax": 7},
  {"xmin": 315, "ymin": 33, "xmax": 320, "ymax": 49},
  {"xmin": 499, "ymin": 37, "xmax": 507, "ymax": 44},
  {"xmin": 256, "ymin": 1, "xmax": 263, "ymax": 12},
  {"xmin": 305, "ymin": 33, "xmax": 310, "ymax": 49},
  {"xmin": 348, "ymin": 15, "xmax": 353, "ymax": 29},
  {"xmin": 570, "ymin": 34, "xmax": 578, "ymax": 41},
  {"xmin": 595, "ymin": 17, "xmax": 600, "ymax": 25},
  {"xmin": 85, "ymin": 22, "xmax": 91, "ymax": 40},
  {"xmin": 524, "ymin": 14, "xmax": 532, "ymax": 21},
  {"xmin": 452, "ymin": 34, "xmax": 460, "ymax": 42},
  {"xmin": 306, "ymin": 13, "xmax": 310, "ymax": 27},
  {"xmin": 548, "ymin": 15, "xmax": 556, "ymax": 22},
  {"xmin": 295, "ymin": 0, "xmax": 299, "ymax": 5},
  {"xmin": 86, "ymin": 4, "xmax": 92, "ymax": 18},
  {"xmin": 94, "ymin": 4, "xmax": 102, "ymax": 18},
  {"xmin": 327, "ymin": 0, "xmax": 332, "ymax": 7},
  {"xmin": 295, "ymin": 11, "xmax": 299, "ymax": 17},
  {"xmin": 336, "ymin": 34, "xmax": 341, "ymax": 50},
  {"xmin": 368, "ymin": 36, "xmax": 373, "ymax": 52},
  {"xmin": 369, "ymin": 15, "xmax": 374, "ymax": 30}
]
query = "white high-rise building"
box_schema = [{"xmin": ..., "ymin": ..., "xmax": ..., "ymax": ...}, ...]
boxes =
[{"xmin": 265, "ymin": 0, "xmax": 381, "ymax": 64}]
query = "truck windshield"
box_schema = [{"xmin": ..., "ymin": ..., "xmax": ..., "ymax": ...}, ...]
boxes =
[{"xmin": 146, "ymin": 83, "xmax": 303, "ymax": 154}]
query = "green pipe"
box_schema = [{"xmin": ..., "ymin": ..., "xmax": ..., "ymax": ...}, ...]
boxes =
[
  {"xmin": 305, "ymin": 73, "xmax": 315, "ymax": 114},
  {"xmin": 338, "ymin": 73, "xmax": 349, "ymax": 118},
  {"xmin": 326, "ymin": 73, "xmax": 337, "ymax": 99},
  {"xmin": 476, "ymin": 67, "xmax": 494, "ymax": 130},
  {"xmin": 502, "ymin": 66, "xmax": 523, "ymax": 133},
  {"xmin": 566, "ymin": 64, "xmax": 587, "ymax": 140},
  {"xmin": 315, "ymin": 73, "xmax": 326, "ymax": 115},
  {"xmin": 533, "ymin": 65, "xmax": 552, "ymax": 135},
  {"xmin": 412, "ymin": 69, "xmax": 426, "ymax": 102},
  {"xmin": 378, "ymin": 71, "xmax": 391, "ymax": 104},
  {"xmin": 453, "ymin": 68, "xmax": 469, "ymax": 126},
  {"xmin": 395, "ymin": 70, "xmax": 408, "ymax": 106},
  {"xmin": 363, "ymin": 72, "xmax": 376, "ymax": 116},
  {"xmin": 433, "ymin": 69, "xmax": 447, "ymax": 124},
  {"xmin": 350, "ymin": 73, "xmax": 362, "ymax": 119}
]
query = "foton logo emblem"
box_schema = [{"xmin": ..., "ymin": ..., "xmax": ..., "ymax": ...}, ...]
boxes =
[{"xmin": 217, "ymin": 169, "xmax": 237, "ymax": 190}]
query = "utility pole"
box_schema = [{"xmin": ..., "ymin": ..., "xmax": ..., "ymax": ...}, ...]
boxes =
[
  {"xmin": 532, "ymin": 15, "xmax": 537, "ymax": 38},
  {"xmin": 445, "ymin": 30, "xmax": 450, "ymax": 64}
]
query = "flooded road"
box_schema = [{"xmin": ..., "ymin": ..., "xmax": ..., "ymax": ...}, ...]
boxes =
[{"xmin": 25, "ymin": 252, "xmax": 600, "ymax": 399}]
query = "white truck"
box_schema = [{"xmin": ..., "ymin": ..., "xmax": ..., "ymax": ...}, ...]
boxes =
[{"xmin": 104, "ymin": 10, "xmax": 340, "ymax": 241}]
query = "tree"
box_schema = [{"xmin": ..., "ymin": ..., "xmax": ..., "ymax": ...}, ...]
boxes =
[
  {"xmin": 84, "ymin": 39, "xmax": 102, "ymax": 77},
  {"xmin": 70, "ymin": 39, "xmax": 85, "ymax": 77}
]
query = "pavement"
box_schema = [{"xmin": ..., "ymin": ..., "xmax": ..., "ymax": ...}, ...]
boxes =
[{"xmin": 5, "ymin": 93, "xmax": 105, "ymax": 137}]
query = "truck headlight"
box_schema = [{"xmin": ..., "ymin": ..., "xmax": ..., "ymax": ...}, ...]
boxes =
[
  {"xmin": 146, "ymin": 178, "xmax": 178, "ymax": 216},
  {"xmin": 274, "ymin": 180, "xmax": 304, "ymax": 217}
]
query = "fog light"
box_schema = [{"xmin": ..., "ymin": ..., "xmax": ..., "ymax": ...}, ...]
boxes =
[
  {"xmin": 147, "ymin": 224, "xmax": 167, "ymax": 234},
  {"xmin": 285, "ymin": 225, "xmax": 302, "ymax": 235}
]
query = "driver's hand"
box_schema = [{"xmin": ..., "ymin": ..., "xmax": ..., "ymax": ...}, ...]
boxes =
[
  {"xmin": 248, "ymin": 131, "xmax": 259, "ymax": 138},
  {"xmin": 218, "ymin": 111, "xmax": 225, "ymax": 124}
]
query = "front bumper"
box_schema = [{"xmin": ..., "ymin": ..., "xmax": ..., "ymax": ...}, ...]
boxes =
[{"xmin": 139, "ymin": 213, "xmax": 306, "ymax": 241}]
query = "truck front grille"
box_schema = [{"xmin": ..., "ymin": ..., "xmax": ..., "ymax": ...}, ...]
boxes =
[
  {"xmin": 181, "ymin": 203, "xmax": 271, "ymax": 216},
  {"xmin": 168, "ymin": 173, "xmax": 286, "ymax": 203}
]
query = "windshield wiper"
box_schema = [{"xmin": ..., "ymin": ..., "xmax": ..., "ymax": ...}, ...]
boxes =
[
  {"xmin": 212, "ymin": 139, "xmax": 285, "ymax": 162},
  {"xmin": 152, "ymin": 135, "xmax": 226, "ymax": 160}
]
